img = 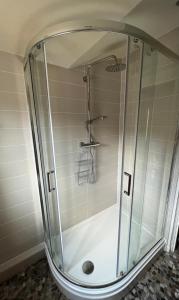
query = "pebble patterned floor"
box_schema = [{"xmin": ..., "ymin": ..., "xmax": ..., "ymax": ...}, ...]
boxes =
[{"xmin": 0, "ymin": 249, "xmax": 179, "ymax": 300}]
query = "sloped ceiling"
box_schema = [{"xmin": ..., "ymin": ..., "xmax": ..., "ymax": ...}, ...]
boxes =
[
  {"xmin": 0, "ymin": 0, "xmax": 141, "ymax": 56},
  {"xmin": 45, "ymin": 31, "xmax": 107, "ymax": 68},
  {"xmin": 123, "ymin": 0, "xmax": 179, "ymax": 39},
  {"xmin": 0, "ymin": 0, "xmax": 178, "ymax": 57},
  {"xmin": 45, "ymin": 31, "xmax": 126, "ymax": 68}
]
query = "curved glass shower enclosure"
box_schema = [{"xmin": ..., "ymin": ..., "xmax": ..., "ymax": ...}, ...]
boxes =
[{"xmin": 24, "ymin": 21, "xmax": 179, "ymax": 294}]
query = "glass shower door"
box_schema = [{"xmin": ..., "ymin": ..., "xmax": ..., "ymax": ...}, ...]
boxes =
[
  {"xmin": 127, "ymin": 44, "xmax": 159, "ymax": 269},
  {"xmin": 117, "ymin": 37, "xmax": 144, "ymax": 276},
  {"xmin": 128, "ymin": 44, "xmax": 179, "ymax": 269},
  {"xmin": 28, "ymin": 43, "xmax": 63, "ymax": 269}
]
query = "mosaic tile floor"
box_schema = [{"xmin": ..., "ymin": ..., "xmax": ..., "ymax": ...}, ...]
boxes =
[{"xmin": 0, "ymin": 249, "xmax": 179, "ymax": 300}]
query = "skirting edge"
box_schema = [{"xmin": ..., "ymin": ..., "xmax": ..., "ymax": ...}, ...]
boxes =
[{"xmin": 0, "ymin": 242, "xmax": 45, "ymax": 283}]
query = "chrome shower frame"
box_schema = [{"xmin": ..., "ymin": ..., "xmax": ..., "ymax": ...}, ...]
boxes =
[
  {"xmin": 24, "ymin": 20, "xmax": 179, "ymax": 300},
  {"xmin": 24, "ymin": 20, "xmax": 179, "ymax": 66}
]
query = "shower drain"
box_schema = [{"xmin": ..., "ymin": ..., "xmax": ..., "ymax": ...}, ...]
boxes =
[{"xmin": 82, "ymin": 261, "xmax": 94, "ymax": 275}]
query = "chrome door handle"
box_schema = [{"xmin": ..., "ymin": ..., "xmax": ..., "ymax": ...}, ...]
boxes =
[
  {"xmin": 47, "ymin": 170, "xmax": 56, "ymax": 192},
  {"xmin": 124, "ymin": 172, "xmax": 132, "ymax": 196}
]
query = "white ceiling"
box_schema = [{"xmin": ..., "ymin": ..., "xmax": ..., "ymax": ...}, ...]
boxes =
[
  {"xmin": 0, "ymin": 0, "xmax": 179, "ymax": 57},
  {"xmin": 45, "ymin": 31, "xmax": 127, "ymax": 68}
]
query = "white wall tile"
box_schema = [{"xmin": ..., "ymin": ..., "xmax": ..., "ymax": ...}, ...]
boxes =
[
  {"xmin": 48, "ymin": 60, "xmax": 121, "ymax": 230},
  {"xmin": 0, "ymin": 50, "xmax": 42, "ymax": 266}
]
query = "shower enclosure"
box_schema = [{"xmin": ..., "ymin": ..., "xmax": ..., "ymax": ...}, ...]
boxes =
[{"xmin": 24, "ymin": 20, "xmax": 179, "ymax": 300}]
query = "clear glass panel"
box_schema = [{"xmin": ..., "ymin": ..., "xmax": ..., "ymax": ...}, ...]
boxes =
[
  {"xmin": 45, "ymin": 31, "xmax": 128, "ymax": 285},
  {"xmin": 26, "ymin": 28, "xmax": 179, "ymax": 288},
  {"xmin": 24, "ymin": 61, "xmax": 51, "ymax": 251},
  {"xmin": 29, "ymin": 44, "xmax": 63, "ymax": 268},
  {"xmin": 117, "ymin": 37, "xmax": 144, "ymax": 275},
  {"xmin": 127, "ymin": 44, "xmax": 159, "ymax": 269},
  {"xmin": 128, "ymin": 45, "xmax": 179, "ymax": 268}
]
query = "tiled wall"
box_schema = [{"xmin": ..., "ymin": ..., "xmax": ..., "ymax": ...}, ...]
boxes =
[
  {"xmin": 118, "ymin": 44, "xmax": 179, "ymax": 270},
  {"xmin": 0, "ymin": 51, "xmax": 43, "ymax": 266},
  {"xmin": 122, "ymin": 46, "xmax": 179, "ymax": 240},
  {"xmin": 47, "ymin": 59, "xmax": 122, "ymax": 230},
  {"xmin": 139, "ymin": 53, "xmax": 179, "ymax": 237},
  {"xmin": 117, "ymin": 43, "xmax": 143, "ymax": 272},
  {"xmin": 0, "ymin": 46, "xmax": 177, "ymax": 269},
  {"xmin": 47, "ymin": 64, "xmax": 88, "ymax": 231},
  {"xmin": 89, "ymin": 62, "xmax": 121, "ymax": 215}
]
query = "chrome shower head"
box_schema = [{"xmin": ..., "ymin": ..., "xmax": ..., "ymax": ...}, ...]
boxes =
[
  {"xmin": 105, "ymin": 63, "xmax": 126, "ymax": 72},
  {"xmin": 89, "ymin": 55, "xmax": 126, "ymax": 73}
]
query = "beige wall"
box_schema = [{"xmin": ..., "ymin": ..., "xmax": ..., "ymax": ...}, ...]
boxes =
[
  {"xmin": 121, "ymin": 46, "xmax": 179, "ymax": 238},
  {"xmin": 47, "ymin": 58, "xmax": 122, "ymax": 231},
  {"xmin": 89, "ymin": 62, "xmax": 121, "ymax": 214},
  {"xmin": 139, "ymin": 53, "xmax": 179, "ymax": 236},
  {"xmin": 118, "ymin": 43, "xmax": 179, "ymax": 271},
  {"xmin": 48, "ymin": 64, "xmax": 88, "ymax": 231},
  {"xmin": 0, "ymin": 44, "xmax": 178, "ymax": 274},
  {"xmin": 0, "ymin": 51, "xmax": 43, "ymax": 267}
]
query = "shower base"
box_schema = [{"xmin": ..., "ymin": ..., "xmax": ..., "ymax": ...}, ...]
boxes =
[
  {"xmin": 62, "ymin": 204, "xmax": 155, "ymax": 285},
  {"xmin": 46, "ymin": 202, "xmax": 165, "ymax": 300}
]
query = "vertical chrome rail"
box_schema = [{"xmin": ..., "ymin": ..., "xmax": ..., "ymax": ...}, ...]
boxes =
[
  {"xmin": 126, "ymin": 40, "xmax": 144, "ymax": 271},
  {"xmin": 116, "ymin": 36, "xmax": 130, "ymax": 277},
  {"xmin": 27, "ymin": 54, "xmax": 53, "ymax": 256},
  {"xmin": 43, "ymin": 43, "xmax": 64, "ymax": 269}
]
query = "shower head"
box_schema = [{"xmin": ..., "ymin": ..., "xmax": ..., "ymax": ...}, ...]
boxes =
[
  {"xmin": 105, "ymin": 63, "xmax": 126, "ymax": 72},
  {"xmin": 89, "ymin": 55, "xmax": 126, "ymax": 73}
]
